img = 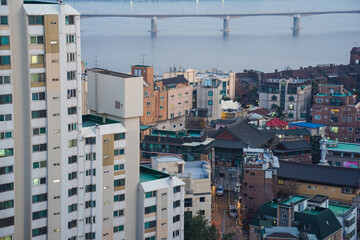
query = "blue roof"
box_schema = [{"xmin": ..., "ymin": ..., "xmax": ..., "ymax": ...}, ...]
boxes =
[{"xmin": 289, "ymin": 122, "xmax": 326, "ymax": 129}]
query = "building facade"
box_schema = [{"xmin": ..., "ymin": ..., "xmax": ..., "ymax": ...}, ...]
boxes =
[
  {"xmin": 259, "ymin": 78, "xmax": 312, "ymax": 121},
  {"xmin": 193, "ymin": 78, "xmax": 223, "ymax": 120},
  {"xmin": 312, "ymin": 84, "xmax": 360, "ymax": 142},
  {"xmin": 151, "ymin": 156, "xmax": 212, "ymax": 222},
  {"xmin": 325, "ymin": 140, "xmax": 360, "ymax": 168}
]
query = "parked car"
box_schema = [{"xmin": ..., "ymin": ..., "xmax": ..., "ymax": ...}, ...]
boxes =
[
  {"xmin": 216, "ymin": 185, "xmax": 224, "ymax": 196},
  {"xmin": 228, "ymin": 205, "xmax": 238, "ymax": 218}
]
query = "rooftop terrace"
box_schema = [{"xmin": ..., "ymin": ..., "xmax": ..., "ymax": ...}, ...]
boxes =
[
  {"xmin": 151, "ymin": 129, "xmax": 202, "ymax": 138},
  {"xmin": 82, "ymin": 114, "xmax": 120, "ymax": 128},
  {"xmin": 328, "ymin": 204, "xmax": 353, "ymax": 217},
  {"xmin": 281, "ymin": 195, "xmax": 307, "ymax": 206},
  {"xmin": 327, "ymin": 140, "xmax": 360, "ymax": 153},
  {"xmin": 140, "ymin": 166, "xmax": 171, "ymax": 183}
]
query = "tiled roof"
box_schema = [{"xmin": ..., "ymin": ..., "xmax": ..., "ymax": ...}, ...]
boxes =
[
  {"xmin": 161, "ymin": 75, "xmax": 188, "ymax": 86},
  {"xmin": 275, "ymin": 140, "xmax": 312, "ymax": 151}
]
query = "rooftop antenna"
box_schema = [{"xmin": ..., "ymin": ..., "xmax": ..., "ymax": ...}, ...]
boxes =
[
  {"xmin": 142, "ymin": 54, "xmax": 146, "ymax": 66},
  {"xmin": 94, "ymin": 56, "xmax": 100, "ymax": 68}
]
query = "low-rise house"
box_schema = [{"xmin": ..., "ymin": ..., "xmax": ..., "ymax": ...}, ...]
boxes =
[
  {"xmin": 250, "ymin": 195, "xmax": 343, "ymax": 240},
  {"xmin": 273, "ymin": 140, "xmax": 312, "ymax": 164},
  {"xmin": 325, "ymin": 140, "xmax": 360, "ymax": 168},
  {"xmin": 289, "ymin": 122, "xmax": 327, "ymax": 136}
]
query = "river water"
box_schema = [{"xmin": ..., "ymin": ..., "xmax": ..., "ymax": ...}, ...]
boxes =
[{"xmin": 65, "ymin": 0, "xmax": 360, "ymax": 74}]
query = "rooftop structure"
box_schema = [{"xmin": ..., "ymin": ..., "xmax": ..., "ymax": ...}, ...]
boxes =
[
  {"xmin": 82, "ymin": 114, "xmax": 120, "ymax": 127},
  {"xmin": 139, "ymin": 165, "xmax": 171, "ymax": 183},
  {"xmin": 325, "ymin": 140, "xmax": 360, "ymax": 168}
]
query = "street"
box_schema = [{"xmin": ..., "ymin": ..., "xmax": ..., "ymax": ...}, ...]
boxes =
[{"xmin": 211, "ymin": 190, "xmax": 242, "ymax": 240}]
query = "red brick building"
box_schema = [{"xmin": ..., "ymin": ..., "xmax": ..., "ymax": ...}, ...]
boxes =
[{"xmin": 312, "ymin": 84, "xmax": 360, "ymax": 142}]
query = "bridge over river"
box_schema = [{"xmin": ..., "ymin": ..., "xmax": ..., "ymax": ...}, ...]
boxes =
[{"xmin": 81, "ymin": 10, "xmax": 360, "ymax": 35}]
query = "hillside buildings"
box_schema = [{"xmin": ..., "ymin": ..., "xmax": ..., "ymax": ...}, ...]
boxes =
[
  {"xmin": 312, "ymin": 84, "xmax": 360, "ymax": 142},
  {"xmin": 325, "ymin": 140, "xmax": 360, "ymax": 168},
  {"xmin": 259, "ymin": 78, "xmax": 312, "ymax": 121}
]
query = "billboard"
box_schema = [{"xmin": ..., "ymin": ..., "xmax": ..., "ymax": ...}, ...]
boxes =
[{"xmin": 343, "ymin": 161, "xmax": 359, "ymax": 168}]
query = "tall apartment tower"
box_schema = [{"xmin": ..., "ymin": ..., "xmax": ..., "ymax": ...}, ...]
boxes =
[{"xmin": 1, "ymin": 0, "xmax": 82, "ymax": 239}]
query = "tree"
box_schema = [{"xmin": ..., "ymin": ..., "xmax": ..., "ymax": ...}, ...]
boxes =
[
  {"xmin": 274, "ymin": 105, "xmax": 286, "ymax": 120},
  {"xmin": 184, "ymin": 211, "xmax": 235, "ymax": 240},
  {"xmin": 310, "ymin": 135, "xmax": 322, "ymax": 164},
  {"xmin": 278, "ymin": 179, "xmax": 298, "ymax": 199}
]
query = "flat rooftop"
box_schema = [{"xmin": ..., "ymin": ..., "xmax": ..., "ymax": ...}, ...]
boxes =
[
  {"xmin": 82, "ymin": 114, "xmax": 120, "ymax": 128},
  {"xmin": 327, "ymin": 140, "xmax": 360, "ymax": 153},
  {"xmin": 88, "ymin": 68, "xmax": 136, "ymax": 79},
  {"xmin": 281, "ymin": 195, "xmax": 307, "ymax": 206},
  {"xmin": 152, "ymin": 155, "xmax": 185, "ymax": 163},
  {"xmin": 328, "ymin": 204, "xmax": 353, "ymax": 217},
  {"xmin": 140, "ymin": 166, "xmax": 171, "ymax": 183},
  {"xmin": 183, "ymin": 161, "xmax": 210, "ymax": 179}
]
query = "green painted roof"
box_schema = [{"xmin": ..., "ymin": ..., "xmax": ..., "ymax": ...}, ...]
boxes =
[
  {"xmin": 140, "ymin": 166, "xmax": 170, "ymax": 183},
  {"xmin": 328, "ymin": 204, "xmax": 352, "ymax": 217},
  {"xmin": 281, "ymin": 195, "xmax": 307, "ymax": 206},
  {"xmin": 327, "ymin": 140, "xmax": 360, "ymax": 153},
  {"xmin": 151, "ymin": 129, "xmax": 202, "ymax": 138},
  {"xmin": 82, "ymin": 114, "xmax": 120, "ymax": 127},
  {"xmin": 134, "ymin": 65, "xmax": 151, "ymax": 68},
  {"xmin": 140, "ymin": 125, "xmax": 152, "ymax": 130}
]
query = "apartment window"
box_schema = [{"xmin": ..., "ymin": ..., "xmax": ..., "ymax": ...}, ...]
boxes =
[
  {"xmin": 314, "ymin": 115, "xmax": 321, "ymax": 120},
  {"xmin": 170, "ymin": 113, "xmax": 174, "ymax": 118},
  {"xmin": 173, "ymin": 215, "xmax": 180, "ymax": 223},
  {"xmin": 86, "ymin": 169, "xmax": 96, "ymax": 176},
  {"xmin": 67, "ymin": 53, "xmax": 76, "ymax": 62},
  {"xmin": 0, "ymin": 16, "xmax": 8, "ymax": 25},
  {"xmin": 288, "ymin": 104, "xmax": 294, "ymax": 110},
  {"xmin": 68, "ymin": 203, "xmax": 77, "ymax": 213},
  {"xmin": 289, "ymin": 96, "xmax": 294, "ymax": 101},
  {"xmin": 66, "ymin": 34, "xmax": 75, "ymax": 43},
  {"xmin": 85, "ymin": 184, "xmax": 96, "ymax": 193},
  {"xmin": 32, "ymin": 92, "xmax": 45, "ymax": 101},
  {"xmin": 208, "ymin": 100, "xmax": 213, "ymax": 105},
  {"xmin": 147, "ymin": 101, "xmax": 151, "ymax": 106},
  {"xmin": 288, "ymin": 112, "xmax": 294, "ymax": 118},
  {"xmin": 0, "ymin": 36, "xmax": 9, "ymax": 46},
  {"xmin": 160, "ymin": 105, "xmax": 164, "ymax": 110},
  {"xmin": 0, "ymin": 165, "xmax": 12, "ymax": 176},
  {"xmin": 68, "ymin": 155, "xmax": 77, "ymax": 164},
  {"xmin": 68, "ymin": 219, "xmax": 77, "ymax": 229},
  {"xmin": 31, "ymin": 73, "xmax": 45, "ymax": 83},
  {"xmin": 114, "ymin": 133, "xmax": 125, "ymax": 140},
  {"xmin": 67, "ymin": 89, "xmax": 76, "ymax": 99},
  {"xmin": 173, "ymin": 200, "xmax": 180, "ymax": 208},
  {"xmin": 329, "ymin": 126, "xmax": 339, "ymax": 133},
  {"xmin": 85, "ymin": 200, "xmax": 96, "ymax": 208},
  {"xmin": 30, "ymin": 35, "xmax": 43, "ymax": 45},
  {"xmin": 115, "ymin": 101, "xmax": 120, "ymax": 109},
  {"xmin": 348, "ymin": 117, "xmax": 352, "ymax": 122},
  {"xmin": 31, "ymin": 54, "xmax": 44, "ymax": 64},
  {"xmin": 32, "ymin": 226, "xmax": 47, "ymax": 237},
  {"xmin": 0, "ymin": 148, "xmax": 12, "ymax": 158},
  {"xmin": 145, "ymin": 91, "xmax": 148, "ymax": 97},
  {"xmin": 316, "ymin": 98, "xmax": 322, "ymax": 103},
  {"xmin": 173, "ymin": 186, "xmax": 181, "ymax": 193},
  {"xmin": 185, "ymin": 198, "xmax": 192, "ymax": 207},
  {"xmin": 68, "ymin": 172, "xmax": 77, "ymax": 180},
  {"xmin": 114, "ymin": 179, "xmax": 125, "ymax": 187},
  {"xmin": 145, "ymin": 205, "xmax": 156, "ymax": 214},
  {"xmin": 348, "ymin": 127, "xmax": 353, "ymax": 132},
  {"xmin": 147, "ymin": 111, "xmax": 151, "ymax": 115},
  {"xmin": 67, "ymin": 71, "xmax": 76, "ymax": 80},
  {"xmin": 114, "ymin": 164, "xmax": 124, "ymax": 171},
  {"xmin": 33, "ymin": 177, "xmax": 46, "ymax": 186},
  {"xmin": 113, "ymin": 209, "xmax": 124, "ymax": 217},
  {"xmin": 32, "ymin": 143, "xmax": 47, "ymax": 152},
  {"xmin": 65, "ymin": 15, "xmax": 75, "ymax": 25},
  {"xmin": 86, "ymin": 153, "xmax": 96, "ymax": 161},
  {"xmin": 114, "ymin": 194, "xmax": 125, "ymax": 202},
  {"xmin": 68, "ymin": 123, "xmax": 77, "ymax": 132},
  {"xmin": 85, "ymin": 137, "xmax": 96, "ymax": 145},
  {"xmin": 33, "ymin": 161, "xmax": 46, "ymax": 169},
  {"xmin": 85, "ymin": 216, "xmax": 96, "ymax": 224},
  {"xmin": 32, "ymin": 210, "xmax": 47, "ymax": 220},
  {"xmin": 145, "ymin": 191, "xmax": 156, "ymax": 198},
  {"xmin": 114, "ymin": 148, "xmax": 125, "ymax": 156},
  {"xmin": 0, "ymin": 75, "xmax": 10, "ymax": 85},
  {"xmin": 145, "ymin": 237, "xmax": 156, "ymax": 240},
  {"xmin": 32, "ymin": 193, "xmax": 47, "ymax": 203},
  {"xmin": 0, "ymin": 199, "xmax": 13, "ymax": 210},
  {"xmin": 342, "ymin": 187, "xmax": 353, "ymax": 194},
  {"xmin": 28, "ymin": 15, "xmax": 43, "ymax": 25},
  {"xmin": 68, "ymin": 187, "xmax": 77, "ymax": 197},
  {"xmin": 200, "ymin": 197, "xmax": 205, "ymax": 202},
  {"xmin": 68, "ymin": 139, "xmax": 77, "ymax": 148},
  {"xmin": 1, "ymin": 0, "xmax": 7, "ymax": 5},
  {"xmin": 145, "ymin": 220, "xmax": 156, "ymax": 229},
  {"xmin": 0, "ymin": 131, "xmax": 12, "ymax": 139},
  {"xmin": 68, "ymin": 106, "xmax": 77, "ymax": 115},
  {"xmin": 0, "ymin": 94, "xmax": 11, "ymax": 105},
  {"xmin": 113, "ymin": 225, "xmax": 124, "ymax": 233},
  {"xmin": 33, "ymin": 127, "xmax": 46, "ymax": 136},
  {"xmin": 68, "ymin": 236, "xmax": 77, "ymax": 240}
]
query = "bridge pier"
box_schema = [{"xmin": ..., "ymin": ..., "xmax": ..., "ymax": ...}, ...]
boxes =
[
  {"xmin": 149, "ymin": 17, "xmax": 158, "ymax": 33},
  {"xmin": 221, "ymin": 16, "xmax": 231, "ymax": 32},
  {"xmin": 292, "ymin": 14, "xmax": 301, "ymax": 30}
]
